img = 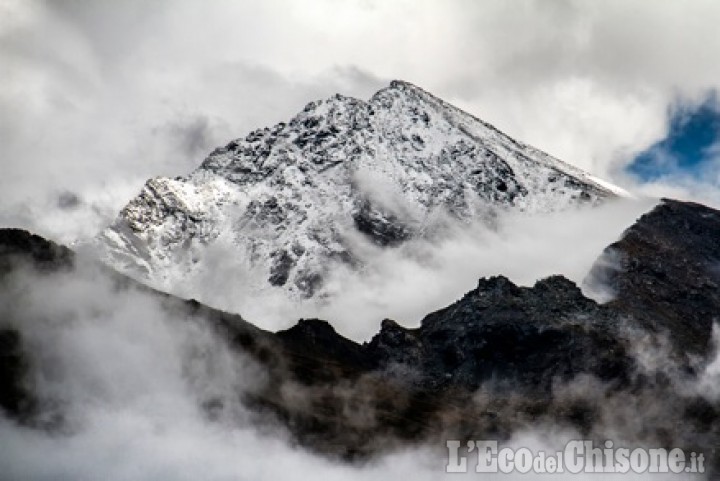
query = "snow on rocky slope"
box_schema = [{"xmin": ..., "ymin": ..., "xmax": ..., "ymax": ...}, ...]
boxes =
[{"xmin": 96, "ymin": 80, "xmax": 621, "ymax": 298}]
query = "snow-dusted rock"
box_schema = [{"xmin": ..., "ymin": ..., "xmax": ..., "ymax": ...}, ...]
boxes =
[{"xmin": 96, "ymin": 80, "xmax": 620, "ymax": 297}]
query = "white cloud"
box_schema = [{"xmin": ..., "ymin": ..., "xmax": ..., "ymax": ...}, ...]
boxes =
[
  {"xmin": 162, "ymin": 197, "xmax": 655, "ymax": 341},
  {"xmin": 4, "ymin": 0, "xmax": 720, "ymax": 242},
  {"xmin": 2, "ymin": 3, "xmax": 719, "ymax": 477},
  {"xmin": 0, "ymin": 246, "xmax": 703, "ymax": 481}
]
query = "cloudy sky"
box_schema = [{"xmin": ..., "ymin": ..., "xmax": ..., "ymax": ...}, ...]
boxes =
[
  {"xmin": 4, "ymin": 4, "xmax": 720, "ymax": 478},
  {"xmin": 3, "ymin": 0, "xmax": 720, "ymax": 241}
]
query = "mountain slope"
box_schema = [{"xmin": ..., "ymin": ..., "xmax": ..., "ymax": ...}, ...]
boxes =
[
  {"xmin": 96, "ymin": 80, "xmax": 622, "ymax": 298},
  {"xmin": 585, "ymin": 198, "xmax": 720, "ymax": 356},
  {"xmin": 3, "ymin": 199, "xmax": 720, "ymax": 472}
]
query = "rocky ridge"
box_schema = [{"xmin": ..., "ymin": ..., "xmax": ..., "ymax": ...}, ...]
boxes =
[{"xmin": 3, "ymin": 198, "xmax": 720, "ymax": 472}]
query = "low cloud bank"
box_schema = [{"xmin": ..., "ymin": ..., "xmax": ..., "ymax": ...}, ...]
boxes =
[
  {"xmin": 164, "ymin": 198, "xmax": 657, "ymax": 341},
  {"xmin": 0, "ymin": 240, "xmax": 708, "ymax": 480}
]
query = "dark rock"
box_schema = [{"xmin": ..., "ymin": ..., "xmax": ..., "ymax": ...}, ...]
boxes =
[
  {"xmin": 352, "ymin": 200, "xmax": 413, "ymax": 247},
  {"xmin": 0, "ymin": 329, "xmax": 35, "ymax": 420},
  {"xmin": 0, "ymin": 229, "xmax": 74, "ymax": 276},
  {"xmin": 366, "ymin": 319, "xmax": 423, "ymax": 367},
  {"xmin": 4, "ymin": 197, "xmax": 720, "ymax": 469},
  {"xmin": 586, "ymin": 198, "xmax": 720, "ymax": 356},
  {"xmin": 382, "ymin": 275, "xmax": 635, "ymax": 392},
  {"xmin": 268, "ymin": 249, "xmax": 295, "ymax": 286},
  {"xmin": 275, "ymin": 319, "xmax": 373, "ymax": 383}
]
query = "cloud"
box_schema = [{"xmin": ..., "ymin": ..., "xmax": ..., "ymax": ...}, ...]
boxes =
[
  {"xmin": 1, "ymin": 0, "xmax": 387, "ymax": 242},
  {"xmin": 694, "ymin": 324, "xmax": 720, "ymax": 402},
  {"xmin": 3, "ymin": 3, "xmax": 720, "ymax": 477},
  {"xmin": 617, "ymin": 92, "xmax": 720, "ymax": 208},
  {"xmin": 627, "ymin": 93, "xmax": 720, "ymax": 179},
  {"xmin": 158, "ymin": 197, "xmax": 656, "ymax": 341},
  {"xmin": 4, "ymin": 0, "xmax": 720, "ymax": 243},
  {"xmin": 0, "ymin": 233, "xmax": 708, "ymax": 481}
]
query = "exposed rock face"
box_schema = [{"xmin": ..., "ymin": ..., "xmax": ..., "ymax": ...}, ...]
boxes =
[
  {"xmin": 586, "ymin": 198, "xmax": 720, "ymax": 357},
  {"xmin": 0, "ymin": 228, "xmax": 74, "ymax": 274},
  {"xmin": 96, "ymin": 81, "xmax": 621, "ymax": 298},
  {"xmin": 3, "ymin": 198, "xmax": 720, "ymax": 473},
  {"xmin": 368, "ymin": 275, "xmax": 634, "ymax": 393},
  {"xmin": 261, "ymin": 199, "xmax": 720, "ymax": 469}
]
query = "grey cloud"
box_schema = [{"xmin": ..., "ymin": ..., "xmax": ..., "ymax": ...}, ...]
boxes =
[
  {"xmin": 0, "ymin": 208, "xmax": 705, "ymax": 481},
  {"xmin": 1, "ymin": 0, "xmax": 386, "ymax": 241},
  {"xmin": 2, "ymin": 3, "xmax": 719, "ymax": 477},
  {"xmin": 4, "ymin": 0, "xmax": 720, "ymax": 240},
  {"xmin": 168, "ymin": 198, "xmax": 656, "ymax": 341},
  {"xmin": 157, "ymin": 116, "xmax": 217, "ymax": 168},
  {"xmin": 57, "ymin": 191, "xmax": 82, "ymax": 211}
]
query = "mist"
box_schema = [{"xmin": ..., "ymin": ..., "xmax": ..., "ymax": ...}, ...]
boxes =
[
  {"xmin": 3, "ymin": 1, "xmax": 719, "ymax": 478},
  {"xmin": 4, "ymin": 0, "xmax": 720, "ymax": 245},
  {"xmin": 0, "ymin": 234, "xmax": 706, "ymax": 480},
  {"xmin": 160, "ymin": 197, "xmax": 657, "ymax": 341}
]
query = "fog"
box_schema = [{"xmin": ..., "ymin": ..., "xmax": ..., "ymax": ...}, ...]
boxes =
[
  {"xmin": 3, "ymin": 0, "xmax": 719, "ymax": 478},
  {"xmin": 165, "ymin": 197, "xmax": 657, "ymax": 341},
  {"xmin": 0, "ymin": 252, "xmax": 704, "ymax": 480},
  {"xmin": 4, "ymin": 0, "xmax": 720, "ymax": 244}
]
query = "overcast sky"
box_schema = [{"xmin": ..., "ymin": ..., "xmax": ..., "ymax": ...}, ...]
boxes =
[
  {"xmin": 4, "ymin": 5, "xmax": 720, "ymax": 476},
  {"xmin": 3, "ymin": 0, "xmax": 720, "ymax": 241}
]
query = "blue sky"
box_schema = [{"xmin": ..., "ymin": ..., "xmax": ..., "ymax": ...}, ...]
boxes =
[{"xmin": 628, "ymin": 92, "xmax": 720, "ymax": 182}]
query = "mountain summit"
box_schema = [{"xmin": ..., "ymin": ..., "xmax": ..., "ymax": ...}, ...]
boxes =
[{"xmin": 96, "ymin": 80, "xmax": 622, "ymax": 297}]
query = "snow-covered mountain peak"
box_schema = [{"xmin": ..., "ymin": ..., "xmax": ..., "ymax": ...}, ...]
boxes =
[{"xmin": 96, "ymin": 80, "xmax": 623, "ymax": 300}]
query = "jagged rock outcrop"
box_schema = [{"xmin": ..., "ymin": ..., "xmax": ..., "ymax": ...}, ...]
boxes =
[
  {"xmin": 586, "ymin": 198, "xmax": 720, "ymax": 357},
  {"xmin": 368, "ymin": 275, "xmax": 634, "ymax": 393}
]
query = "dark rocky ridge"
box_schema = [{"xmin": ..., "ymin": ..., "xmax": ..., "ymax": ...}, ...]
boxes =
[
  {"xmin": 2, "ymin": 199, "xmax": 720, "ymax": 472},
  {"xmin": 587, "ymin": 199, "xmax": 720, "ymax": 358},
  {"xmin": 374, "ymin": 275, "xmax": 634, "ymax": 393}
]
